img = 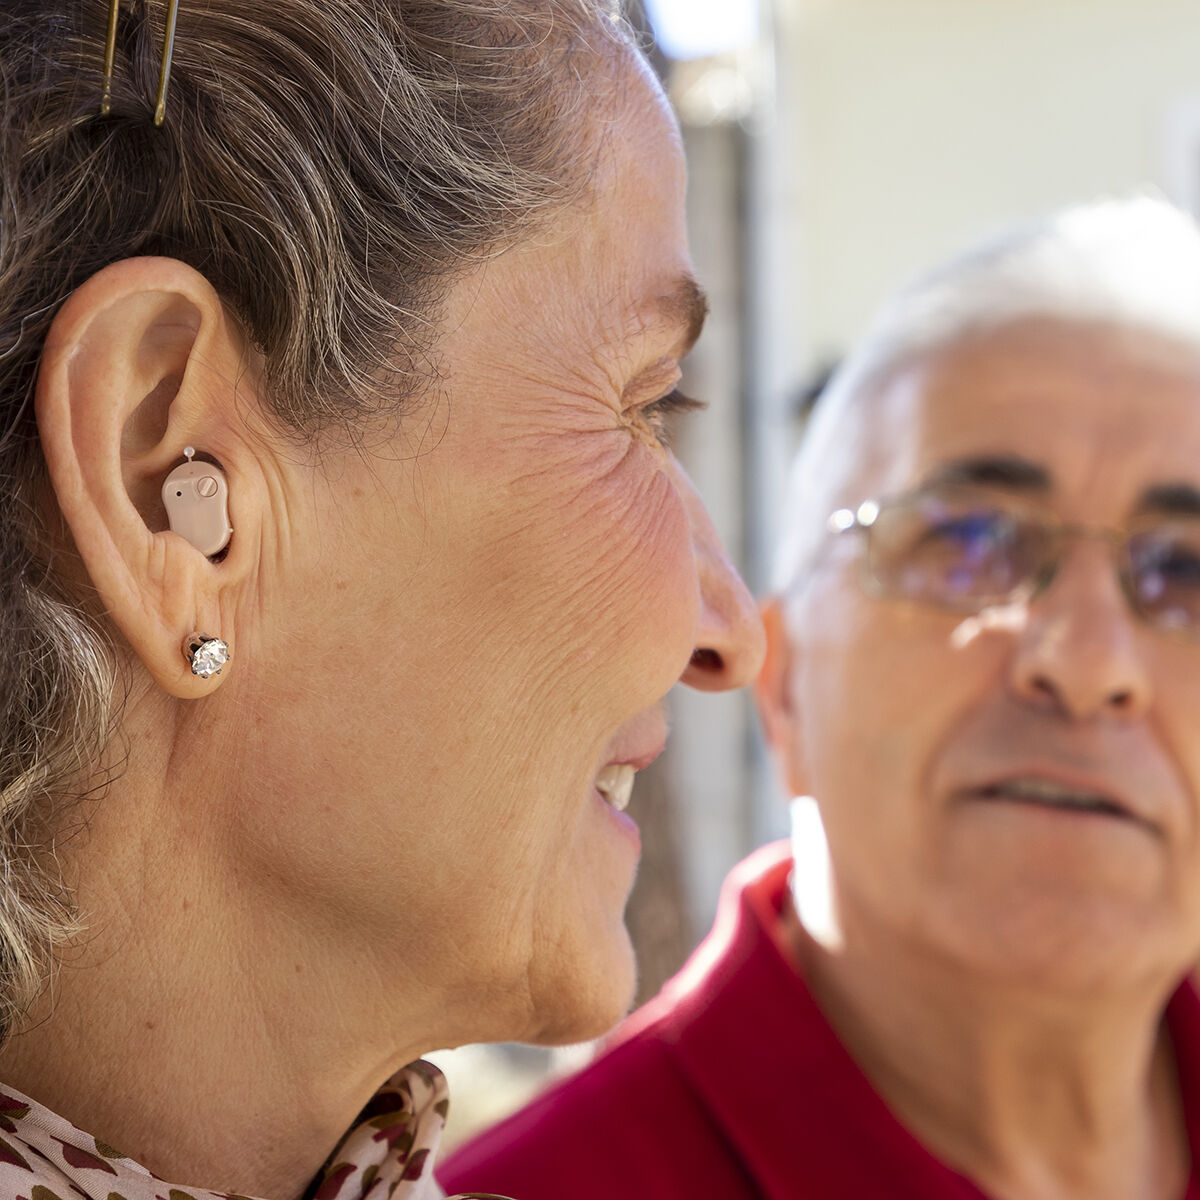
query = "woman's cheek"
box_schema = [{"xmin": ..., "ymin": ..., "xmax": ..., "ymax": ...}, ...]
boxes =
[
  {"xmin": 476, "ymin": 432, "xmax": 699, "ymax": 715},
  {"xmin": 597, "ymin": 443, "xmax": 699, "ymax": 682},
  {"xmin": 542, "ymin": 439, "xmax": 697, "ymax": 693}
]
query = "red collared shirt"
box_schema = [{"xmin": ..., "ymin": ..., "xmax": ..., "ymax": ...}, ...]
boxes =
[{"xmin": 440, "ymin": 841, "xmax": 1200, "ymax": 1200}]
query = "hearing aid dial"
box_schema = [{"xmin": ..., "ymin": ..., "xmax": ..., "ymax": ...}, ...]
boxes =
[{"xmin": 162, "ymin": 457, "xmax": 233, "ymax": 557}]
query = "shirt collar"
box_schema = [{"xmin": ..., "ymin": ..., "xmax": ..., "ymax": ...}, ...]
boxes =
[
  {"xmin": 0, "ymin": 1060, "xmax": 450, "ymax": 1200},
  {"xmin": 647, "ymin": 840, "xmax": 1200, "ymax": 1200},
  {"xmin": 644, "ymin": 842, "xmax": 992, "ymax": 1198}
]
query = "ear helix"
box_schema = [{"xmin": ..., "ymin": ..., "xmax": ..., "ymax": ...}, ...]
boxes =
[{"xmin": 161, "ymin": 446, "xmax": 233, "ymax": 557}]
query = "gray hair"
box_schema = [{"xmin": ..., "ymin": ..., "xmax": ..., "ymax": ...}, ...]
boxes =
[
  {"xmin": 773, "ymin": 196, "xmax": 1200, "ymax": 594},
  {"xmin": 0, "ymin": 0, "xmax": 634, "ymax": 1043}
]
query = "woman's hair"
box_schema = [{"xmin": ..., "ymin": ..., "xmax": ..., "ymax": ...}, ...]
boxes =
[{"xmin": 0, "ymin": 0, "xmax": 632, "ymax": 1042}]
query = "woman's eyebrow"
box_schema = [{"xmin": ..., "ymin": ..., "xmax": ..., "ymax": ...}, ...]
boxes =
[
  {"xmin": 640, "ymin": 273, "xmax": 709, "ymax": 356},
  {"xmin": 613, "ymin": 276, "xmax": 708, "ymax": 399}
]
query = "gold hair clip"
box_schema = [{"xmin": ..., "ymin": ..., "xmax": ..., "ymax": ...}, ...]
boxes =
[{"xmin": 100, "ymin": 0, "xmax": 182, "ymax": 127}]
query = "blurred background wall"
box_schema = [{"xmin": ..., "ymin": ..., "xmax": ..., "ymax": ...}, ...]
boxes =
[
  {"xmin": 432, "ymin": 0, "xmax": 1200, "ymax": 1145},
  {"xmin": 787, "ymin": 0, "xmax": 1200, "ymax": 369}
]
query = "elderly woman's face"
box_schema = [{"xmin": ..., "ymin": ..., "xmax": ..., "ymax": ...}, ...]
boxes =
[{"xmin": 232, "ymin": 59, "xmax": 762, "ymax": 1042}]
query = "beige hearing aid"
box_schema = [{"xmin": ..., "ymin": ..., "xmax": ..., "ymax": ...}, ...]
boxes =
[{"xmin": 162, "ymin": 447, "xmax": 233, "ymax": 557}]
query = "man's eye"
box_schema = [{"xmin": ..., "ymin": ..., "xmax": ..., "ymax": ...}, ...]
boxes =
[
  {"xmin": 639, "ymin": 389, "xmax": 706, "ymax": 447},
  {"xmin": 923, "ymin": 513, "xmax": 1007, "ymax": 549},
  {"xmin": 1137, "ymin": 543, "xmax": 1200, "ymax": 588}
]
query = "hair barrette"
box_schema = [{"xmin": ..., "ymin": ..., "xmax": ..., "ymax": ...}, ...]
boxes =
[{"xmin": 100, "ymin": 0, "xmax": 181, "ymax": 127}]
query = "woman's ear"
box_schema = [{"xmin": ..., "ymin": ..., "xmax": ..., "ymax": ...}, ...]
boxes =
[
  {"xmin": 36, "ymin": 257, "xmax": 259, "ymax": 698},
  {"xmin": 755, "ymin": 596, "xmax": 811, "ymax": 797}
]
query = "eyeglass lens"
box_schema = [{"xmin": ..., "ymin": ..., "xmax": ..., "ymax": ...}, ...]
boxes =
[{"xmin": 865, "ymin": 490, "xmax": 1200, "ymax": 634}]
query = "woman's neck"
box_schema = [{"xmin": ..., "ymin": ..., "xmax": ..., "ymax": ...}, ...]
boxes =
[
  {"xmin": 782, "ymin": 895, "xmax": 1190, "ymax": 1200},
  {"xmin": 0, "ymin": 695, "xmax": 448, "ymax": 1200}
]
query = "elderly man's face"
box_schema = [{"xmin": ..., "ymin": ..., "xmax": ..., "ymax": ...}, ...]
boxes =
[{"xmin": 761, "ymin": 318, "xmax": 1200, "ymax": 986}]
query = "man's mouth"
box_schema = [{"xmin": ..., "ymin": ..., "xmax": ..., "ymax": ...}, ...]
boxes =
[
  {"xmin": 595, "ymin": 764, "xmax": 636, "ymax": 813},
  {"xmin": 971, "ymin": 775, "xmax": 1132, "ymax": 820}
]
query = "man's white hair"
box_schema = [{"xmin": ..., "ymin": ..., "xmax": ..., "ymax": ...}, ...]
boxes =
[{"xmin": 772, "ymin": 196, "xmax": 1200, "ymax": 594}]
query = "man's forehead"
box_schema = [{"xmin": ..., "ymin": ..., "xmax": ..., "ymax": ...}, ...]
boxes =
[{"xmin": 856, "ymin": 318, "xmax": 1200, "ymax": 501}]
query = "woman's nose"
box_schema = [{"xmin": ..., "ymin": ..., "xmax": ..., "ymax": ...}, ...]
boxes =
[{"xmin": 675, "ymin": 469, "xmax": 766, "ymax": 693}]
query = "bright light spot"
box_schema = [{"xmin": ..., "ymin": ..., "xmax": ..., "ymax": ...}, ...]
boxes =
[
  {"xmin": 856, "ymin": 500, "xmax": 880, "ymax": 526},
  {"xmin": 949, "ymin": 601, "xmax": 1028, "ymax": 650},
  {"xmin": 644, "ymin": 0, "xmax": 758, "ymax": 60},
  {"xmin": 789, "ymin": 796, "xmax": 842, "ymax": 952}
]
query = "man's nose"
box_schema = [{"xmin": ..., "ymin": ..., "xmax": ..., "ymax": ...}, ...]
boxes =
[
  {"xmin": 1009, "ymin": 539, "xmax": 1151, "ymax": 720},
  {"xmin": 674, "ymin": 470, "xmax": 766, "ymax": 693}
]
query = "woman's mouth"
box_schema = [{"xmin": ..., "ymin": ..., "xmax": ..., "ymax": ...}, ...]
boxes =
[{"xmin": 595, "ymin": 764, "xmax": 636, "ymax": 812}]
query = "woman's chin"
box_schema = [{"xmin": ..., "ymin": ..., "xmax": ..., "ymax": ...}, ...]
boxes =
[{"xmin": 522, "ymin": 927, "xmax": 639, "ymax": 1048}]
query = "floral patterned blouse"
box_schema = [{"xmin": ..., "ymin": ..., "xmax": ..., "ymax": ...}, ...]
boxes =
[{"xmin": 0, "ymin": 1059, "xmax": 510, "ymax": 1200}]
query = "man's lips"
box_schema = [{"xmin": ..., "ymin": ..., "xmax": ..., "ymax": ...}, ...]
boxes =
[
  {"xmin": 955, "ymin": 767, "xmax": 1157, "ymax": 831},
  {"xmin": 932, "ymin": 702, "xmax": 1188, "ymax": 843}
]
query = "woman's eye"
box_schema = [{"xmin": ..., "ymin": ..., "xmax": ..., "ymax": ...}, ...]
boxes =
[{"xmin": 638, "ymin": 388, "xmax": 706, "ymax": 447}]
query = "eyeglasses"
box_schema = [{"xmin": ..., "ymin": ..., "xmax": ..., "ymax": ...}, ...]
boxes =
[{"xmin": 828, "ymin": 485, "xmax": 1200, "ymax": 639}]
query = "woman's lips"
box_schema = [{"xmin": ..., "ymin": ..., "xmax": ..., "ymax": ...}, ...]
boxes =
[{"xmin": 594, "ymin": 708, "xmax": 667, "ymax": 814}]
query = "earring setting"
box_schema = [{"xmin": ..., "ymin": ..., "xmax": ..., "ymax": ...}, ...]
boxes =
[{"xmin": 184, "ymin": 633, "xmax": 230, "ymax": 679}]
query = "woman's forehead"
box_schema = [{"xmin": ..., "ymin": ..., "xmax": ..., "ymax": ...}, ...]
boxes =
[{"xmin": 435, "ymin": 84, "xmax": 695, "ymax": 379}]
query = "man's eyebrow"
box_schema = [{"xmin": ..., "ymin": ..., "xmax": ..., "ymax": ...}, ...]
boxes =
[
  {"xmin": 923, "ymin": 454, "xmax": 1051, "ymax": 493},
  {"xmin": 1136, "ymin": 482, "xmax": 1200, "ymax": 517}
]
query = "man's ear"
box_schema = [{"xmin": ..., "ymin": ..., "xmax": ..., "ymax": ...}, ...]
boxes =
[
  {"xmin": 755, "ymin": 596, "xmax": 810, "ymax": 797},
  {"xmin": 36, "ymin": 257, "xmax": 259, "ymax": 698}
]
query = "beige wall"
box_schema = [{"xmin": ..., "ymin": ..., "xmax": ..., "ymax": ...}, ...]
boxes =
[{"xmin": 782, "ymin": 0, "xmax": 1200, "ymax": 369}]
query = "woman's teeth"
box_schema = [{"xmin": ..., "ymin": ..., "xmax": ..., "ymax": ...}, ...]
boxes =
[{"xmin": 596, "ymin": 763, "xmax": 636, "ymax": 812}]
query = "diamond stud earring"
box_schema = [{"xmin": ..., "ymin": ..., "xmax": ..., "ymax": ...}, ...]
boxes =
[{"xmin": 184, "ymin": 633, "xmax": 231, "ymax": 679}]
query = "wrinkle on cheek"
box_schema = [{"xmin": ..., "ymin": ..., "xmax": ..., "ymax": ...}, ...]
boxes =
[
  {"xmin": 499, "ymin": 422, "xmax": 654, "ymax": 510},
  {"xmin": 516, "ymin": 443, "xmax": 694, "ymax": 696},
  {"xmin": 559, "ymin": 464, "xmax": 683, "ymax": 614}
]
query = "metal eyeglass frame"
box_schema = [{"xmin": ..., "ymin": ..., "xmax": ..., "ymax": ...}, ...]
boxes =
[{"xmin": 826, "ymin": 485, "xmax": 1200, "ymax": 638}]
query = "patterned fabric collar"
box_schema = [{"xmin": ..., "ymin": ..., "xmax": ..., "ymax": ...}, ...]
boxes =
[{"xmin": 0, "ymin": 1059, "xmax": 502, "ymax": 1200}]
